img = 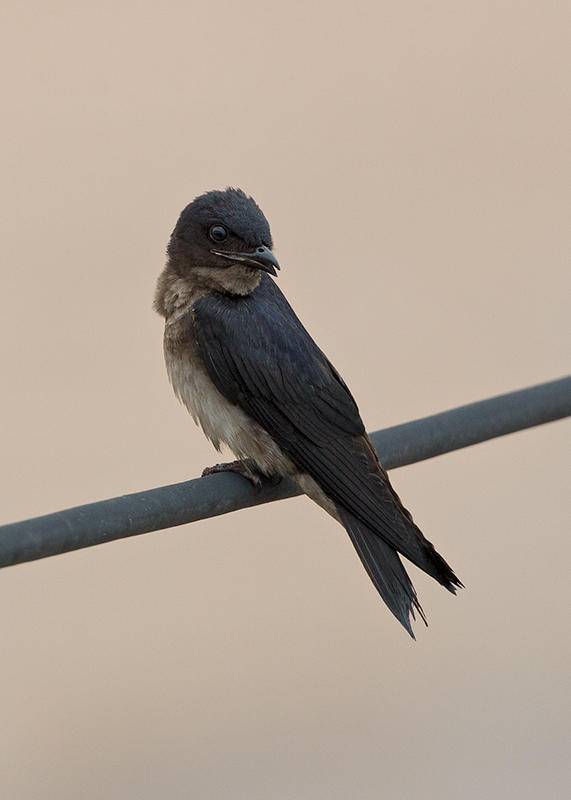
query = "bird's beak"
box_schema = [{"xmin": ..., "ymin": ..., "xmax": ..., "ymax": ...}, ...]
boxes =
[{"xmin": 210, "ymin": 245, "xmax": 281, "ymax": 276}]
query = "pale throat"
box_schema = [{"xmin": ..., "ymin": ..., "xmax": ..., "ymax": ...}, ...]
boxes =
[
  {"xmin": 155, "ymin": 263, "xmax": 262, "ymax": 321},
  {"xmin": 192, "ymin": 264, "xmax": 262, "ymax": 297}
]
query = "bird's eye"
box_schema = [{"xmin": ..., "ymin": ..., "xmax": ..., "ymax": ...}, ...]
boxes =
[{"xmin": 209, "ymin": 225, "xmax": 228, "ymax": 243}]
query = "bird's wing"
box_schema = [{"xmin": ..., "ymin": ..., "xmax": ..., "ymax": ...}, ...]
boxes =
[{"xmin": 193, "ymin": 276, "xmax": 461, "ymax": 593}]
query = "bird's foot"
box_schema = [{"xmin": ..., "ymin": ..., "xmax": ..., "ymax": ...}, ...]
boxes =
[{"xmin": 201, "ymin": 459, "xmax": 265, "ymax": 491}]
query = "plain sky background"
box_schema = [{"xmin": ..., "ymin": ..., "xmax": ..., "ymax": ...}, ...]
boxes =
[{"xmin": 0, "ymin": 2, "xmax": 569, "ymax": 798}]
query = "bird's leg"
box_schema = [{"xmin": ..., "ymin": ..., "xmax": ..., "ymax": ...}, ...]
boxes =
[{"xmin": 201, "ymin": 458, "xmax": 267, "ymax": 490}]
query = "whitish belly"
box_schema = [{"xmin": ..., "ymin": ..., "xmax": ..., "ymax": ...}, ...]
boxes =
[{"xmin": 165, "ymin": 346, "xmax": 293, "ymax": 477}]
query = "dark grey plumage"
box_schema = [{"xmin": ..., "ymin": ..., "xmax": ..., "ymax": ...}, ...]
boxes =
[{"xmin": 155, "ymin": 187, "xmax": 462, "ymax": 636}]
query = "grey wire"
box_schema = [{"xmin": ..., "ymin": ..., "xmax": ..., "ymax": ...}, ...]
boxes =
[{"xmin": 1, "ymin": 376, "xmax": 569, "ymax": 569}]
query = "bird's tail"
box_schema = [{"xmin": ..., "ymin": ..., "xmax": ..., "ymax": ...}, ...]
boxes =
[{"xmin": 337, "ymin": 505, "xmax": 427, "ymax": 637}]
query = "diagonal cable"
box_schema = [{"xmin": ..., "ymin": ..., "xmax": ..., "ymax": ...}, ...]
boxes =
[{"xmin": 0, "ymin": 376, "xmax": 569, "ymax": 568}]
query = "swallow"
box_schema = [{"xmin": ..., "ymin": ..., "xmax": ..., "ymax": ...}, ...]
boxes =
[{"xmin": 154, "ymin": 187, "xmax": 462, "ymax": 636}]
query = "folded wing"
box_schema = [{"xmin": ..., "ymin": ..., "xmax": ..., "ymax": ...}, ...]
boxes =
[{"xmin": 193, "ymin": 276, "xmax": 462, "ymax": 630}]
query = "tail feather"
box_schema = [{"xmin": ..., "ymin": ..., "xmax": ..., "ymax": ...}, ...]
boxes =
[
  {"xmin": 337, "ymin": 506, "xmax": 427, "ymax": 637},
  {"xmin": 297, "ymin": 470, "xmax": 462, "ymax": 635}
]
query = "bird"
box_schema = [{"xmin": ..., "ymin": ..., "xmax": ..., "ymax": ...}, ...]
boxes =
[{"xmin": 154, "ymin": 187, "xmax": 462, "ymax": 636}]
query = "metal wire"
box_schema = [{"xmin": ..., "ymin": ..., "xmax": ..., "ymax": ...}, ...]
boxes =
[{"xmin": 1, "ymin": 376, "xmax": 569, "ymax": 569}]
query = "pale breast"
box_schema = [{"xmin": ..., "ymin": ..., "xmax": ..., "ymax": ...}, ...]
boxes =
[{"xmin": 163, "ymin": 311, "xmax": 294, "ymax": 477}]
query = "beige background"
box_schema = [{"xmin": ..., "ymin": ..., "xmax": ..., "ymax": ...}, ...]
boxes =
[{"xmin": 0, "ymin": 2, "xmax": 569, "ymax": 798}]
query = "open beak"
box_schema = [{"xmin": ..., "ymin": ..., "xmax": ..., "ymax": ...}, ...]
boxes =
[{"xmin": 210, "ymin": 245, "xmax": 281, "ymax": 276}]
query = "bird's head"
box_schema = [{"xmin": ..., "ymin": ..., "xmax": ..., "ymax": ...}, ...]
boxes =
[{"xmin": 167, "ymin": 187, "xmax": 280, "ymax": 279}]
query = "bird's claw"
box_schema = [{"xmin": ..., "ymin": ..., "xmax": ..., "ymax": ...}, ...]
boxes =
[{"xmin": 201, "ymin": 459, "xmax": 264, "ymax": 491}]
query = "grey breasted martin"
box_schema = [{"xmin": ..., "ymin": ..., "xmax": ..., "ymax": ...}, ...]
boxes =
[{"xmin": 155, "ymin": 187, "xmax": 462, "ymax": 636}]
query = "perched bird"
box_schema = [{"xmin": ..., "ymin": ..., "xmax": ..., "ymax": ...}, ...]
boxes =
[{"xmin": 155, "ymin": 187, "xmax": 462, "ymax": 636}]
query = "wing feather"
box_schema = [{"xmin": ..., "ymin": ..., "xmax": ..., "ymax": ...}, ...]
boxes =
[{"xmin": 193, "ymin": 276, "xmax": 461, "ymax": 593}]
